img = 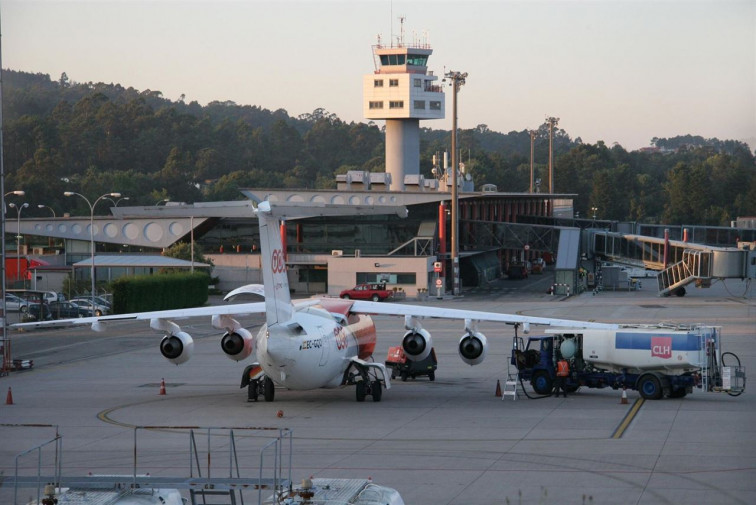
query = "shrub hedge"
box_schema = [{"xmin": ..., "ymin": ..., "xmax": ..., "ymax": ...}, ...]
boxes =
[{"xmin": 111, "ymin": 272, "xmax": 210, "ymax": 314}]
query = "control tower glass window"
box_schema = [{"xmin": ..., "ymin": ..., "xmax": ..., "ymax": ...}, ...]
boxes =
[
  {"xmin": 406, "ymin": 54, "xmax": 428, "ymax": 66},
  {"xmin": 380, "ymin": 54, "xmax": 407, "ymax": 66}
]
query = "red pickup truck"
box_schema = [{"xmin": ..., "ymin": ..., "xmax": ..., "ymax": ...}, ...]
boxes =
[{"xmin": 339, "ymin": 283, "xmax": 394, "ymax": 302}]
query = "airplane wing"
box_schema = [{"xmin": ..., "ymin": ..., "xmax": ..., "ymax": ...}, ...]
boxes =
[
  {"xmin": 348, "ymin": 299, "xmax": 617, "ymax": 330},
  {"xmin": 12, "ymin": 302, "xmax": 267, "ymax": 330}
]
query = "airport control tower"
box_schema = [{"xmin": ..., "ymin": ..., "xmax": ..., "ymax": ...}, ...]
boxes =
[{"xmin": 363, "ymin": 30, "xmax": 445, "ymax": 191}]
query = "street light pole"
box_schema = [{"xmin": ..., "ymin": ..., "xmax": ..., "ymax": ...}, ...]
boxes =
[
  {"xmin": 444, "ymin": 70, "xmax": 467, "ymax": 297},
  {"xmin": 64, "ymin": 191, "xmax": 121, "ymax": 312},
  {"xmin": 1, "ymin": 190, "xmax": 24, "ymax": 372},
  {"xmin": 105, "ymin": 196, "xmax": 130, "ymax": 207},
  {"xmin": 37, "ymin": 204, "xmax": 56, "ymax": 218},
  {"xmin": 8, "ymin": 202, "xmax": 29, "ymax": 286}
]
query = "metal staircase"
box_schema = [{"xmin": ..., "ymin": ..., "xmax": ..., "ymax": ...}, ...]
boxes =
[{"xmin": 657, "ymin": 249, "xmax": 712, "ymax": 296}]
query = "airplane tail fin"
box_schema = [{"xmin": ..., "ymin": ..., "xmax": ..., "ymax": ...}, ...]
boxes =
[{"xmin": 256, "ymin": 201, "xmax": 293, "ymax": 325}]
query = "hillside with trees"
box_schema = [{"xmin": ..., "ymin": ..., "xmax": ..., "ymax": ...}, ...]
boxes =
[{"xmin": 3, "ymin": 70, "xmax": 755, "ymax": 225}]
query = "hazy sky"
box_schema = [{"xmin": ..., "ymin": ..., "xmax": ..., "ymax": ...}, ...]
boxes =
[{"xmin": 3, "ymin": 0, "xmax": 755, "ymax": 151}]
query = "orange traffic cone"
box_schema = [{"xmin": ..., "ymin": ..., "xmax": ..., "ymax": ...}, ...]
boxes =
[
  {"xmin": 6, "ymin": 387, "xmax": 14, "ymax": 405},
  {"xmin": 620, "ymin": 387, "xmax": 628, "ymax": 405},
  {"xmin": 159, "ymin": 378, "xmax": 166, "ymax": 396},
  {"xmin": 495, "ymin": 380, "xmax": 502, "ymax": 397}
]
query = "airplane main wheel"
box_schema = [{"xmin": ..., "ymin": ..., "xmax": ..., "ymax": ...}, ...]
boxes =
[
  {"xmin": 247, "ymin": 380, "xmax": 259, "ymax": 402},
  {"xmin": 371, "ymin": 380, "xmax": 382, "ymax": 402},
  {"xmin": 356, "ymin": 381, "xmax": 367, "ymax": 402},
  {"xmin": 263, "ymin": 377, "xmax": 275, "ymax": 402}
]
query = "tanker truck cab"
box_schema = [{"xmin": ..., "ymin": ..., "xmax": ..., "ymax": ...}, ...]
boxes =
[{"xmin": 511, "ymin": 325, "xmax": 745, "ymax": 399}]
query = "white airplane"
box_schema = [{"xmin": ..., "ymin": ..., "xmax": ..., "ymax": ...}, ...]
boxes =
[{"xmin": 15, "ymin": 201, "xmax": 616, "ymax": 402}]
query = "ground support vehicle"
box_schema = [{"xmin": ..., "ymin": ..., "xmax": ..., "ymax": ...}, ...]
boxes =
[
  {"xmin": 385, "ymin": 345, "xmax": 437, "ymax": 381},
  {"xmin": 511, "ymin": 325, "xmax": 745, "ymax": 399}
]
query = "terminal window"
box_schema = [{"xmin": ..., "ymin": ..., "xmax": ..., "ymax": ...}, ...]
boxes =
[
  {"xmin": 357, "ymin": 272, "xmax": 416, "ymax": 285},
  {"xmin": 369, "ymin": 101, "xmax": 384, "ymax": 109},
  {"xmin": 414, "ymin": 100, "xmax": 425, "ymax": 109},
  {"xmin": 389, "ymin": 101, "xmax": 404, "ymax": 109},
  {"xmin": 389, "ymin": 79, "xmax": 399, "ymax": 87},
  {"xmin": 374, "ymin": 79, "xmax": 384, "ymax": 87},
  {"xmin": 429, "ymin": 101, "xmax": 441, "ymax": 110},
  {"xmin": 380, "ymin": 54, "xmax": 406, "ymax": 65},
  {"xmin": 406, "ymin": 54, "xmax": 428, "ymax": 66}
]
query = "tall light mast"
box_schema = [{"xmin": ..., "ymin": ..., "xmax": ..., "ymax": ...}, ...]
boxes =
[
  {"xmin": 529, "ymin": 129, "xmax": 537, "ymax": 193},
  {"xmin": 444, "ymin": 70, "xmax": 467, "ymax": 297},
  {"xmin": 546, "ymin": 116, "xmax": 559, "ymax": 193}
]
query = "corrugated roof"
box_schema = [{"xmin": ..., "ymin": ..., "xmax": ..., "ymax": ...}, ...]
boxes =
[{"xmin": 72, "ymin": 255, "xmax": 211, "ymax": 268}]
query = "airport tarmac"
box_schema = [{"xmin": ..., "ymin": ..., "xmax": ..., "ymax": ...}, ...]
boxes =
[{"xmin": 1, "ymin": 278, "xmax": 754, "ymax": 505}]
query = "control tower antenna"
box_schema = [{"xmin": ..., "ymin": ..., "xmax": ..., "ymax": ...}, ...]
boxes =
[{"xmin": 398, "ymin": 16, "xmax": 405, "ymax": 46}]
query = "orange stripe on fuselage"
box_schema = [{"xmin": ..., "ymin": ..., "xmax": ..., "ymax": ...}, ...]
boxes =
[{"xmin": 318, "ymin": 298, "xmax": 377, "ymax": 359}]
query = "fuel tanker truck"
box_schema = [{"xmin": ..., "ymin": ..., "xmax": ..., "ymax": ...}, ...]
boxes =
[{"xmin": 511, "ymin": 324, "xmax": 745, "ymax": 399}]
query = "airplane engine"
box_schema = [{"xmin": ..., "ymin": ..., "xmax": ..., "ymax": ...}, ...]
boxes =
[
  {"xmin": 160, "ymin": 331, "xmax": 194, "ymax": 365},
  {"xmin": 458, "ymin": 331, "xmax": 488, "ymax": 366},
  {"xmin": 220, "ymin": 327, "xmax": 255, "ymax": 361},
  {"xmin": 402, "ymin": 328, "xmax": 433, "ymax": 362}
]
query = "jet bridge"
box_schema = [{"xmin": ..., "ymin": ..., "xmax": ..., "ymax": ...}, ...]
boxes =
[{"xmin": 589, "ymin": 230, "xmax": 756, "ymax": 296}]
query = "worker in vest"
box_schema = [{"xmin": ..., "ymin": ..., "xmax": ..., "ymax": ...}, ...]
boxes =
[{"xmin": 554, "ymin": 359, "xmax": 570, "ymax": 398}]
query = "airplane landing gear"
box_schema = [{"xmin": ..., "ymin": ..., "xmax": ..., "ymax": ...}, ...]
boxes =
[
  {"xmin": 346, "ymin": 363, "xmax": 385, "ymax": 402},
  {"xmin": 245, "ymin": 375, "xmax": 275, "ymax": 402}
]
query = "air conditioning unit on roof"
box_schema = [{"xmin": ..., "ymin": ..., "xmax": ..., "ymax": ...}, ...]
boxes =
[{"xmin": 331, "ymin": 250, "xmax": 343, "ymax": 256}]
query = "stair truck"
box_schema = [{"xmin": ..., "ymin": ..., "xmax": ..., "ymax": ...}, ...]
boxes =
[{"xmin": 511, "ymin": 324, "xmax": 745, "ymax": 399}]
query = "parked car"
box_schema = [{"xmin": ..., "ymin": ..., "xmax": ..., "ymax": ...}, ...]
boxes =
[
  {"xmin": 339, "ymin": 283, "xmax": 394, "ymax": 302},
  {"xmin": 5, "ymin": 293, "xmax": 30, "ymax": 313},
  {"xmin": 70, "ymin": 297, "xmax": 110, "ymax": 316},
  {"xmin": 27, "ymin": 301, "xmax": 94, "ymax": 321},
  {"xmin": 42, "ymin": 291, "xmax": 65, "ymax": 304}
]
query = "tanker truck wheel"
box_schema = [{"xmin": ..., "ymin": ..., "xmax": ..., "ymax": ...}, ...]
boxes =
[
  {"xmin": 638, "ymin": 374, "xmax": 663, "ymax": 400},
  {"xmin": 532, "ymin": 371, "xmax": 553, "ymax": 395},
  {"xmin": 668, "ymin": 388, "xmax": 687, "ymax": 398}
]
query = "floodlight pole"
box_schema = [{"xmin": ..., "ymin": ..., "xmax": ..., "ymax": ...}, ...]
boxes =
[
  {"xmin": 529, "ymin": 130, "xmax": 537, "ymax": 193},
  {"xmin": 445, "ymin": 70, "xmax": 467, "ymax": 296},
  {"xmin": 546, "ymin": 116, "xmax": 559, "ymax": 193}
]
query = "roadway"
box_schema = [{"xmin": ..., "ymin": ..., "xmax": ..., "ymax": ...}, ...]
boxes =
[{"xmin": 1, "ymin": 278, "xmax": 754, "ymax": 505}]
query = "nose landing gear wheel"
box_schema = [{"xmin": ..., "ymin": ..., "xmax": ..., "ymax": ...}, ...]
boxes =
[
  {"xmin": 263, "ymin": 376, "xmax": 275, "ymax": 402},
  {"xmin": 356, "ymin": 380, "xmax": 366, "ymax": 402},
  {"xmin": 371, "ymin": 380, "xmax": 382, "ymax": 402}
]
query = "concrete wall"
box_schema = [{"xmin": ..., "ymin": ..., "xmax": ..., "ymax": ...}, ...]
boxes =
[
  {"xmin": 206, "ymin": 253, "xmax": 263, "ymax": 292},
  {"xmin": 207, "ymin": 253, "xmax": 434, "ymax": 298},
  {"xmin": 327, "ymin": 256, "xmax": 434, "ymax": 297}
]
